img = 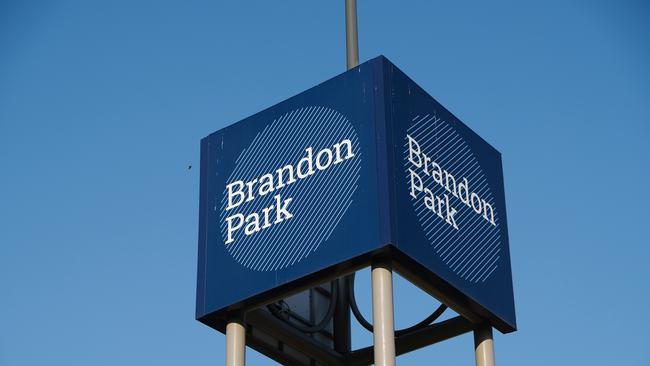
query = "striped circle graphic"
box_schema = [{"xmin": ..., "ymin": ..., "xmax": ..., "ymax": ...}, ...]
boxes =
[
  {"xmin": 404, "ymin": 114, "xmax": 501, "ymax": 283},
  {"xmin": 219, "ymin": 106, "xmax": 361, "ymax": 272}
]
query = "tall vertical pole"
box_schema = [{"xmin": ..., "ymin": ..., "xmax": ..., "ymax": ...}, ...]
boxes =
[
  {"xmin": 334, "ymin": 0, "xmax": 358, "ymax": 355},
  {"xmin": 474, "ymin": 323, "xmax": 496, "ymax": 366},
  {"xmin": 371, "ymin": 261, "xmax": 396, "ymax": 366},
  {"xmin": 345, "ymin": 0, "xmax": 359, "ymax": 69},
  {"xmin": 226, "ymin": 315, "xmax": 246, "ymax": 366}
]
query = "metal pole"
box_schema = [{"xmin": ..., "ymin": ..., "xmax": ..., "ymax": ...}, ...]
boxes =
[
  {"xmin": 332, "ymin": 1, "xmax": 358, "ymax": 354},
  {"xmin": 226, "ymin": 316, "xmax": 246, "ymax": 366},
  {"xmin": 345, "ymin": 0, "xmax": 359, "ymax": 69},
  {"xmin": 333, "ymin": 277, "xmax": 351, "ymax": 353},
  {"xmin": 372, "ymin": 262, "xmax": 396, "ymax": 366},
  {"xmin": 474, "ymin": 323, "xmax": 495, "ymax": 366}
]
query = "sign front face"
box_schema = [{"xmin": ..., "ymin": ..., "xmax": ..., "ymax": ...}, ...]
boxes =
[
  {"xmin": 196, "ymin": 62, "xmax": 384, "ymax": 322},
  {"xmin": 385, "ymin": 63, "xmax": 516, "ymax": 331}
]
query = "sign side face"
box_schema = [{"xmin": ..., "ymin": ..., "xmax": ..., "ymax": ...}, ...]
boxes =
[
  {"xmin": 384, "ymin": 59, "xmax": 516, "ymax": 331},
  {"xmin": 197, "ymin": 59, "xmax": 385, "ymax": 321}
]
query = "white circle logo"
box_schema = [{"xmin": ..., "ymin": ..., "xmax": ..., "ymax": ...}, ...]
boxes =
[
  {"xmin": 219, "ymin": 106, "xmax": 362, "ymax": 271},
  {"xmin": 404, "ymin": 114, "xmax": 501, "ymax": 283}
]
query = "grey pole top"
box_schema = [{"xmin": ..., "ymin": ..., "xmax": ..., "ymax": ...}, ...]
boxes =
[{"xmin": 345, "ymin": 0, "xmax": 359, "ymax": 69}]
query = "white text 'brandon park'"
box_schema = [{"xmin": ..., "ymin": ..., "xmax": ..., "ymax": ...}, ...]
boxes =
[
  {"xmin": 406, "ymin": 134, "xmax": 496, "ymax": 230},
  {"xmin": 223, "ymin": 138, "xmax": 356, "ymax": 244}
]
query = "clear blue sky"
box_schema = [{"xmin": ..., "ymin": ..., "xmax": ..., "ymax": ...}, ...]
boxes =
[{"xmin": 1, "ymin": 1, "xmax": 649, "ymax": 365}]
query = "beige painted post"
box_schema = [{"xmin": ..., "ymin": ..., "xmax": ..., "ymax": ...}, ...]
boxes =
[
  {"xmin": 474, "ymin": 324, "xmax": 495, "ymax": 366},
  {"xmin": 372, "ymin": 262, "xmax": 396, "ymax": 366},
  {"xmin": 226, "ymin": 318, "xmax": 246, "ymax": 366}
]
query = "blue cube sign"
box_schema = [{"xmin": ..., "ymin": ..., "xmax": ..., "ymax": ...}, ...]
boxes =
[{"xmin": 197, "ymin": 56, "xmax": 516, "ymax": 332}]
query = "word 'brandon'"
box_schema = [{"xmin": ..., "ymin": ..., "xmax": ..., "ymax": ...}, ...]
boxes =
[
  {"xmin": 224, "ymin": 139, "xmax": 355, "ymax": 244},
  {"xmin": 407, "ymin": 134, "xmax": 496, "ymax": 230}
]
